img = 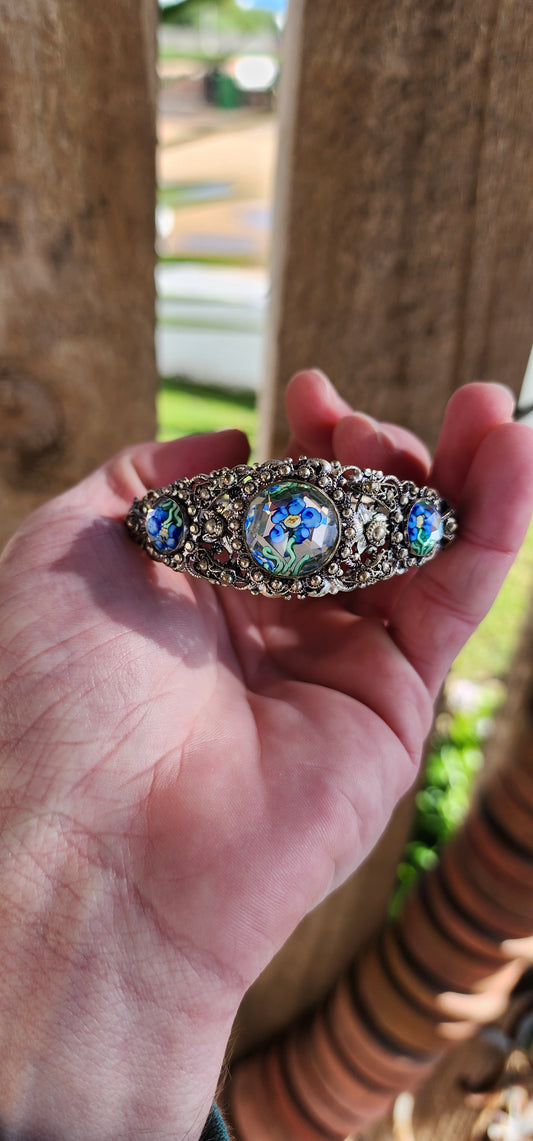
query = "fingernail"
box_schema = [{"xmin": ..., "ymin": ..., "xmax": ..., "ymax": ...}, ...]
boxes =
[
  {"xmin": 351, "ymin": 414, "xmax": 399, "ymax": 455},
  {"xmin": 378, "ymin": 426, "xmax": 399, "ymax": 453},
  {"xmin": 491, "ymin": 382, "xmax": 516, "ymax": 408},
  {"xmin": 350, "ymin": 410, "xmax": 380, "ymax": 432},
  {"xmin": 309, "ymin": 368, "xmax": 333, "ymax": 391},
  {"xmin": 348, "ymin": 411, "xmax": 396, "ymax": 448}
]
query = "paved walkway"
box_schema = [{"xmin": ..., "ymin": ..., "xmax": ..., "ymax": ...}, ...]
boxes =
[{"xmin": 156, "ymin": 91, "xmax": 276, "ymax": 386}]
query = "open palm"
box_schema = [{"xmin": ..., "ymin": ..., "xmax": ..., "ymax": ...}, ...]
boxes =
[{"xmin": 0, "ymin": 372, "xmax": 531, "ymax": 1140}]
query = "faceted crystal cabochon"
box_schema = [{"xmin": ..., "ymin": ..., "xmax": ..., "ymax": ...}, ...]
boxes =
[
  {"xmin": 407, "ymin": 499, "xmax": 443, "ymax": 557},
  {"xmin": 145, "ymin": 496, "xmax": 187, "ymax": 553},
  {"xmin": 244, "ymin": 480, "xmax": 340, "ymax": 577}
]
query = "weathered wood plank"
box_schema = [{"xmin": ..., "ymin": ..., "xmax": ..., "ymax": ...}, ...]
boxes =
[
  {"xmin": 235, "ymin": 0, "xmax": 533, "ymax": 1068},
  {"xmin": 262, "ymin": 0, "xmax": 533, "ymax": 459},
  {"xmin": 0, "ymin": 0, "xmax": 158, "ymax": 548}
]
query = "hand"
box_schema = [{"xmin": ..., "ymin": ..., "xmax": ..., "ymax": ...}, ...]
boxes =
[{"xmin": 0, "ymin": 372, "xmax": 531, "ymax": 1140}]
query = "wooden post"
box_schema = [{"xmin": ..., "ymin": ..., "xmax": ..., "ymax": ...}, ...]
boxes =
[
  {"xmin": 0, "ymin": 0, "xmax": 158, "ymax": 548},
  {"xmin": 260, "ymin": 0, "xmax": 533, "ymax": 459},
  {"xmin": 234, "ymin": 0, "xmax": 533, "ymax": 1067}
]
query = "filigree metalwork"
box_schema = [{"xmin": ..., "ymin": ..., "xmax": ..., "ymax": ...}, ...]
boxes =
[{"xmin": 126, "ymin": 456, "xmax": 457, "ymax": 600}]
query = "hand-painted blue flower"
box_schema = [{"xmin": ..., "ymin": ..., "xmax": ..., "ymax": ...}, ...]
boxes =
[
  {"xmin": 145, "ymin": 498, "xmax": 186, "ymax": 552},
  {"xmin": 146, "ymin": 506, "xmax": 167, "ymax": 537},
  {"xmin": 269, "ymin": 497, "xmax": 325, "ymax": 544}
]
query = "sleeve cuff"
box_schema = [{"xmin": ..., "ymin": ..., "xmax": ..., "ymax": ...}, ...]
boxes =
[{"xmin": 200, "ymin": 1102, "xmax": 230, "ymax": 1141}]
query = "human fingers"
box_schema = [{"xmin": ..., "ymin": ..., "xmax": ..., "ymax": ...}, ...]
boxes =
[
  {"xmin": 329, "ymin": 416, "xmax": 430, "ymax": 619},
  {"xmin": 286, "ymin": 369, "xmax": 431, "ymax": 478},
  {"xmin": 284, "ymin": 369, "xmax": 354, "ymax": 457},
  {"xmin": 389, "ymin": 420, "xmax": 533, "ymax": 697},
  {"xmin": 431, "ymin": 382, "xmax": 515, "ymax": 504},
  {"xmin": 80, "ymin": 429, "xmax": 251, "ymax": 514},
  {"xmin": 336, "ymin": 384, "xmax": 512, "ymax": 621},
  {"xmin": 333, "ymin": 414, "xmax": 431, "ymax": 484}
]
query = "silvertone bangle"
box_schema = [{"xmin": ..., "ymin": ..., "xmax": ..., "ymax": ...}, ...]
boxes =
[{"xmin": 125, "ymin": 456, "xmax": 457, "ymax": 600}]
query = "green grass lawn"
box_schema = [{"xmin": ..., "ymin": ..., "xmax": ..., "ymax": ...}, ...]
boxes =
[{"xmin": 157, "ymin": 378, "xmax": 258, "ymax": 451}]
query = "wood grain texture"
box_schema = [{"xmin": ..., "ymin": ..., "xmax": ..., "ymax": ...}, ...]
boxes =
[
  {"xmin": 232, "ymin": 790, "xmax": 419, "ymax": 1059},
  {"xmin": 233, "ymin": 0, "xmax": 533, "ymax": 1078},
  {"xmin": 264, "ymin": 0, "xmax": 533, "ymax": 457},
  {"xmin": 0, "ymin": 0, "xmax": 158, "ymax": 546}
]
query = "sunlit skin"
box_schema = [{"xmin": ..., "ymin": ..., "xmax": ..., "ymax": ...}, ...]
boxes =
[{"xmin": 0, "ymin": 371, "xmax": 531, "ymax": 1141}]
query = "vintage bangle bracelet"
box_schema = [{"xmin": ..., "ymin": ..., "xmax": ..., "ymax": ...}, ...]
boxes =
[{"xmin": 125, "ymin": 457, "xmax": 457, "ymax": 600}]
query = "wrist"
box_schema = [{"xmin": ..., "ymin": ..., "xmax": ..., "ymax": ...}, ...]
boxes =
[{"xmin": 0, "ymin": 811, "xmax": 240, "ymax": 1141}]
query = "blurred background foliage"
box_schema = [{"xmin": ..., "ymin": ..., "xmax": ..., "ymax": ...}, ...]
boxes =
[{"xmin": 159, "ymin": 0, "xmax": 280, "ymax": 33}]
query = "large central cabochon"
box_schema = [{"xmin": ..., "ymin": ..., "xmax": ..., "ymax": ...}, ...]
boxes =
[{"xmin": 244, "ymin": 480, "xmax": 340, "ymax": 577}]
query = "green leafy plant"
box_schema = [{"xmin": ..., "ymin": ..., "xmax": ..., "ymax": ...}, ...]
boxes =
[
  {"xmin": 390, "ymin": 680, "xmax": 506, "ymax": 917},
  {"xmin": 159, "ymin": 0, "xmax": 278, "ymax": 34}
]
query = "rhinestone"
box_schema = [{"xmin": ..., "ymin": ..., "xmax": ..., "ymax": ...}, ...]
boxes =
[{"xmin": 366, "ymin": 518, "xmax": 387, "ymax": 545}]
